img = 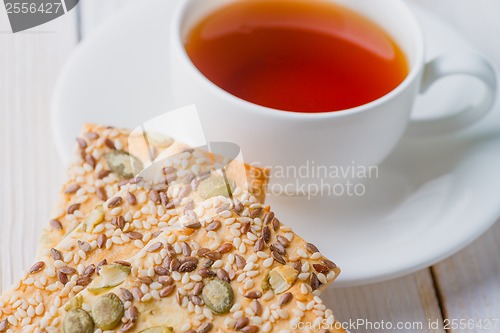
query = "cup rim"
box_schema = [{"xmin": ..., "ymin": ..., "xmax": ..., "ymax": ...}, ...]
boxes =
[{"xmin": 171, "ymin": 0, "xmax": 425, "ymax": 121}]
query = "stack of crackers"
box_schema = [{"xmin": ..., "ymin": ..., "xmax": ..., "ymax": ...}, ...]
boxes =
[{"xmin": 0, "ymin": 124, "xmax": 346, "ymax": 333}]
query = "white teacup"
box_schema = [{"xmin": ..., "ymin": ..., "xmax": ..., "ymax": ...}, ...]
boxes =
[{"xmin": 169, "ymin": 0, "xmax": 497, "ymax": 192}]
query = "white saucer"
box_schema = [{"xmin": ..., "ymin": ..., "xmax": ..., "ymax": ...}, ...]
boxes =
[{"xmin": 51, "ymin": 0, "xmax": 500, "ymax": 287}]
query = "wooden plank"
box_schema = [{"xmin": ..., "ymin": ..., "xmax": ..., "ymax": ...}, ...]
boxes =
[
  {"xmin": 0, "ymin": 9, "xmax": 78, "ymax": 291},
  {"xmin": 323, "ymin": 269, "xmax": 445, "ymax": 333},
  {"xmin": 432, "ymin": 221, "xmax": 500, "ymax": 333}
]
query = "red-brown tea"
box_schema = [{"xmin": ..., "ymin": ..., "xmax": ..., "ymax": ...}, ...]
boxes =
[{"xmin": 185, "ymin": 0, "xmax": 409, "ymax": 113}]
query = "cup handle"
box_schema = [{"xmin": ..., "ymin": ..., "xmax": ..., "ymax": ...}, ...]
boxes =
[{"xmin": 407, "ymin": 53, "xmax": 497, "ymax": 136}]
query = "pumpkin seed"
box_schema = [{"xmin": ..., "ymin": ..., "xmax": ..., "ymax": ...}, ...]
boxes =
[
  {"xmin": 202, "ymin": 279, "xmax": 234, "ymax": 314},
  {"xmin": 261, "ymin": 272, "xmax": 270, "ymax": 293},
  {"xmin": 139, "ymin": 327, "xmax": 174, "ymax": 333},
  {"xmin": 64, "ymin": 295, "xmax": 83, "ymax": 311},
  {"xmin": 145, "ymin": 132, "xmax": 174, "ymax": 148},
  {"xmin": 91, "ymin": 293, "xmax": 124, "ymax": 330},
  {"xmin": 106, "ymin": 151, "xmax": 143, "ymax": 179},
  {"xmin": 88, "ymin": 264, "xmax": 130, "ymax": 293},
  {"xmin": 80, "ymin": 205, "xmax": 105, "ymax": 233},
  {"xmin": 197, "ymin": 175, "xmax": 234, "ymax": 199},
  {"xmin": 63, "ymin": 308, "xmax": 94, "ymax": 333},
  {"xmin": 268, "ymin": 265, "xmax": 297, "ymax": 294}
]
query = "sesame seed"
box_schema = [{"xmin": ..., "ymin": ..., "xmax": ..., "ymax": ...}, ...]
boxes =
[
  {"xmin": 297, "ymin": 249, "xmax": 308, "ymax": 259},
  {"xmin": 243, "ymin": 279, "xmax": 255, "ymax": 290},
  {"xmin": 263, "ymin": 258, "xmax": 273, "ymax": 268},
  {"xmin": 262, "ymin": 290, "xmax": 274, "ymax": 301},
  {"xmin": 298, "ymin": 273, "xmax": 310, "ymax": 281},
  {"xmin": 110, "ymin": 207, "xmax": 123, "ymax": 216},
  {"xmin": 300, "ymin": 284, "xmax": 308, "ymax": 295},
  {"xmin": 310, "ymin": 252, "xmax": 322, "ymax": 260}
]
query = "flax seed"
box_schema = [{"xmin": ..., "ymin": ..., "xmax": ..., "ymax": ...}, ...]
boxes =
[
  {"xmin": 29, "ymin": 261, "xmax": 45, "ymax": 274},
  {"xmin": 50, "ymin": 248, "xmax": 62, "ymax": 261},
  {"xmin": 182, "ymin": 242, "xmax": 192, "ymax": 256},
  {"xmin": 85, "ymin": 154, "xmax": 96, "ymax": 169},
  {"xmin": 263, "ymin": 211, "xmax": 274, "ymax": 224},
  {"xmin": 218, "ymin": 243, "xmax": 233, "ymax": 254},
  {"xmin": 146, "ymin": 190, "xmax": 160, "ymax": 204},
  {"xmin": 291, "ymin": 261, "xmax": 302, "ymax": 272},
  {"xmin": 137, "ymin": 276, "xmax": 153, "ymax": 284},
  {"xmin": 322, "ymin": 259, "xmax": 337, "ymax": 269},
  {"xmin": 127, "ymin": 231, "xmax": 142, "ymax": 240},
  {"xmin": 313, "ymin": 264, "xmax": 329, "ymax": 274},
  {"xmin": 97, "ymin": 234, "xmax": 107, "ymax": 249},
  {"xmin": 104, "ymin": 138, "xmax": 116, "ymax": 149},
  {"xmin": 126, "ymin": 192, "xmax": 137, "ymax": 205},
  {"xmin": 114, "ymin": 260, "xmax": 131, "ymax": 266},
  {"xmin": 276, "ymin": 235, "xmax": 290, "ymax": 248},
  {"xmin": 113, "ymin": 215, "xmax": 125, "ymax": 229},
  {"xmin": 108, "ymin": 196, "xmax": 123, "ymax": 208},
  {"xmin": 154, "ymin": 266, "xmax": 169, "ymax": 276},
  {"xmin": 64, "ymin": 184, "xmax": 80, "ymax": 194},
  {"xmin": 216, "ymin": 268, "xmax": 230, "ymax": 283},
  {"xmin": 84, "ymin": 131, "xmax": 99, "ymax": 140},
  {"xmin": 262, "ymin": 226, "xmax": 271, "ymax": 243},
  {"xmin": 199, "ymin": 249, "xmax": 221, "ymax": 260},
  {"xmin": 57, "ymin": 271, "xmax": 68, "ymax": 285},
  {"xmin": 76, "ymin": 137, "xmax": 87, "ymax": 149},
  {"xmin": 158, "ymin": 276, "xmax": 174, "ymax": 286},
  {"xmin": 244, "ymin": 290, "xmax": 262, "ymax": 299},
  {"xmin": 159, "ymin": 285, "xmax": 175, "ymax": 298},
  {"xmin": 77, "ymin": 240, "xmax": 91, "ymax": 253},
  {"xmin": 131, "ymin": 287, "xmax": 143, "ymax": 301},
  {"xmin": 59, "ymin": 267, "xmax": 76, "ymax": 275},
  {"xmin": 198, "ymin": 322, "xmax": 213, "ymax": 333},
  {"xmin": 253, "ymin": 237, "xmax": 265, "ymax": 252},
  {"xmin": 279, "ymin": 292, "xmax": 293, "ymax": 306},
  {"xmin": 251, "ymin": 300, "xmax": 262, "ymax": 316},
  {"xmin": 185, "ymin": 221, "xmax": 202, "ymax": 229},
  {"xmin": 272, "ymin": 250, "xmax": 286, "ymax": 265},
  {"xmin": 49, "ymin": 219, "xmax": 63, "ymax": 230},
  {"xmin": 234, "ymin": 199, "xmax": 243, "ymax": 214},
  {"xmin": 76, "ymin": 276, "xmax": 92, "ymax": 286},
  {"xmin": 97, "ymin": 170, "xmax": 111, "ymax": 179},
  {"xmin": 310, "ymin": 272, "xmax": 321, "ymax": 291},
  {"xmin": 249, "ymin": 208, "xmax": 262, "ymax": 219},
  {"xmin": 120, "ymin": 288, "xmax": 133, "ymax": 302},
  {"xmin": 67, "ymin": 204, "xmax": 80, "ymax": 214},
  {"xmin": 241, "ymin": 221, "xmax": 251, "ymax": 234},
  {"xmin": 198, "ymin": 268, "xmax": 216, "ymax": 278},
  {"xmin": 306, "ymin": 243, "xmax": 319, "ymax": 254},
  {"xmin": 192, "ymin": 282, "xmax": 204, "ymax": 296},
  {"xmin": 235, "ymin": 317, "xmax": 250, "ymax": 330},
  {"xmin": 179, "ymin": 261, "xmax": 197, "ymax": 273},
  {"xmin": 270, "ymin": 242, "xmax": 286, "ymax": 255},
  {"xmin": 241, "ymin": 325, "xmax": 259, "ymax": 333},
  {"xmin": 234, "ymin": 254, "xmax": 246, "ymax": 269},
  {"xmin": 82, "ymin": 264, "xmax": 96, "ymax": 278},
  {"xmin": 170, "ymin": 258, "xmax": 180, "ymax": 272},
  {"xmin": 189, "ymin": 295, "xmax": 204, "ymax": 306},
  {"xmin": 96, "ymin": 187, "xmax": 107, "ymax": 201},
  {"xmin": 271, "ymin": 217, "xmax": 280, "ymax": 231}
]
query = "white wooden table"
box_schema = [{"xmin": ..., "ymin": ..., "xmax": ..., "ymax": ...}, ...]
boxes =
[{"xmin": 1, "ymin": 1, "xmax": 499, "ymax": 332}]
